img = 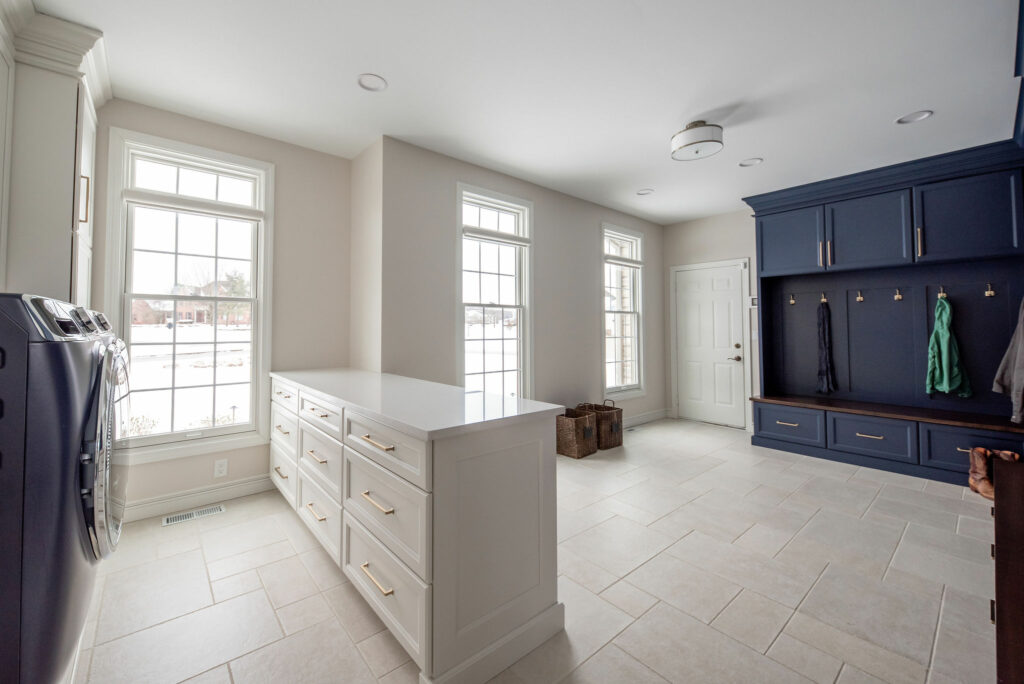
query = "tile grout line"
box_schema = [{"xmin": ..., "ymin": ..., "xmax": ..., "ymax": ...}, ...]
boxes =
[
  {"xmin": 761, "ymin": 559, "xmax": 830, "ymax": 659},
  {"xmin": 925, "ymin": 584, "xmax": 947, "ymax": 682}
]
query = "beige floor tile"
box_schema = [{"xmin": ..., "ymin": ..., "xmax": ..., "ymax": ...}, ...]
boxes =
[
  {"xmin": 867, "ymin": 496, "xmax": 958, "ymax": 531},
  {"xmin": 766, "ymin": 633, "xmax": 842, "ymax": 684},
  {"xmin": 257, "ymin": 555, "xmax": 320, "ymax": 608},
  {"xmin": 200, "ymin": 516, "xmax": 287, "ymax": 563},
  {"xmin": 956, "ymin": 514, "xmax": 994, "ymax": 542},
  {"xmin": 356, "ymin": 629, "xmax": 412, "ymax": 677},
  {"xmin": 95, "ymin": 549, "xmax": 213, "ymax": 644},
  {"xmin": 90, "ymin": 590, "xmax": 282, "ymax": 684},
  {"xmin": 211, "ymin": 569, "xmax": 261, "ymax": 602},
  {"xmin": 379, "ymin": 661, "xmax": 422, "ymax": 683},
  {"xmin": 559, "ymin": 516, "xmax": 672, "ymax": 577},
  {"xmin": 879, "ymin": 485, "xmax": 991, "ymax": 521},
  {"xmin": 323, "ymin": 580, "xmax": 386, "ymax": 642},
  {"xmin": 882, "ymin": 566, "xmax": 945, "ymax": 600},
  {"xmin": 195, "ymin": 492, "xmax": 290, "ymax": 532},
  {"xmin": 156, "ymin": 532, "xmax": 201, "ymax": 558},
  {"xmin": 558, "ymin": 545, "xmax": 620, "ymax": 593},
  {"xmin": 930, "ymin": 621, "xmax": 996, "ymax": 683},
  {"xmin": 599, "ymin": 580, "xmax": 658, "ymax": 618},
  {"xmin": 683, "ymin": 469, "xmax": 761, "ymax": 496},
  {"xmin": 940, "ymin": 586, "xmax": 996, "ymax": 640},
  {"xmin": 787, "ymin": 456, "xmax": 859, "ymax": 481},
  {"xmin": 744, "ymin": 484, "xmax": 791, "ymax": 506},
  {"xmin": 711, "ymin": 590, "xmax": 793, "ymax": 653},
  {"xmin": 561, "ymin": 643, "xmax": 668, "ymax": 683},
  {"xmin": 890, "ymin": 526, "xmax": 994, "ymax": 597},
  {"xmin": 625, "ymin": 552, "xmax": 741, "ymax": 623},
  {"xmin": 74, "ymin": 649, "xmax": 91, "ymax": 684},
  {"xmin": 272, "ymin": 509, "xmax": 323, "ymax": 553},
  {"xmin": 230, "ymin": 618, "xmax": 374, "ymax": 683},
  {"xmin": 850, "ymin": 466, "xmax": 929, "ymax": 490},
  {"xmin": 648, "ymin": 497, "xmax": 757, "ymax": 543},
  {"xmin": 207, "ymin": 539, "xmax": 295, "ymax": 581},
  {"xmin": 79, "ymin": 619, "xmax": 96, "ymax": 650},
  {"xmin": 836, "ymin": 664, "xmax": 889, "ymax": 683},
  {"xmin": 557, "ymin": 502, "xmax": 615, "ymax": 543},
  {"xmin": 922, "ymin": 479, "xmax": 969, "ymax": 500},
  {"xmin": 298, "ymin": 546, "xmax": 347, "ymax": 590},
  {"xmin": 733, "ymin": 523, "xmax": 797, "ymax": 557},
  {"xmin": 780, "ymin": 510, "xmax": 903, "ymax": 579},
  {"xmin": 558, "ymin": 486, "xmax": 609, "ymax": 512},
  {"xmin": 788, "ymin": 476, "xmax": 880, "ymax": 516},
  {"xmin": 485, "ymin": 668, "xmax": 529, "ymax": 684},
  {"xmin": 182, "ymin": 665, "xmax": 232, "ymax": 683},
  {"xmin": 276, "ymin": 593, "xmax": 335, "ymax": 635}
]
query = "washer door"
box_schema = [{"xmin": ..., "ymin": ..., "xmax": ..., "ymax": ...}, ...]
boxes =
[{"xmin": 88, "ymin": 339, "xmax": 131, "ymax": 559}]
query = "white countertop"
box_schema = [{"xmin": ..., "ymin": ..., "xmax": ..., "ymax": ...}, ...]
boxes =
[{"xmin": 270, "ymin": 368, "xmax": 563, "ymax": 440}]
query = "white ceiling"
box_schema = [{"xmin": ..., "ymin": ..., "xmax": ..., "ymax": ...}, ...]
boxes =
[{"xmin": 35, "ymin": 0, "xmax": 1022, "ymax": 224}]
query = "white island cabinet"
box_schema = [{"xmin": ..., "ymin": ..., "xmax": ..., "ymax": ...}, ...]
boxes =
[{"xmin": 267, "ymin": 368, "xmax": 565, "ymax": 684}]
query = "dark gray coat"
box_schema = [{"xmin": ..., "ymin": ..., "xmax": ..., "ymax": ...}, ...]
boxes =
[{"xmin": 994, "ymin": 298, "xmax": 1024, "ymax": 423}]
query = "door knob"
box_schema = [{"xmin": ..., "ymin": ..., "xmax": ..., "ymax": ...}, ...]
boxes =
[{"xmin": 728, "ymin": 355, "xmax": 742, "ymax": 361}]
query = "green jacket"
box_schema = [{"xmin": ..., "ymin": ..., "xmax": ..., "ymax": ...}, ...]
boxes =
[{"xmin": 926, "ymin": 297, "xmax": 972, "ymax": 398}]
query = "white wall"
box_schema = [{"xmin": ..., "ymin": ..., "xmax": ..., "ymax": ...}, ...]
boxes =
[{"xmin": 349, "ymin": 138, "xmax": 383, "ymax": 371}]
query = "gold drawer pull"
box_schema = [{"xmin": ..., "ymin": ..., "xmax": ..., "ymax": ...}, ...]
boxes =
[
  {"xmin": 275, "ymin": 391, "xmax": 292, "ymax": 399},
  {"xmin": 306, "ymin": 449, "xmax": 328, "ymax": 465},
  {"xmin": 307, "ymin": 406, "xmax": 330, "ymax": 419},
  {"xmin": 306, "ymin": 502, "xmax": 327, "ymax": 522},
  {"xmin": 274, "ymin": 424, "xmax": 290, "ymax": 436},
  {"xmin": 273, "ymin": 466, "xmax": 288, "ymax": 480},
  {"xmin": 361, "ymin": 434, "xmax": 396, "ymax": 452},
  {"xmin": 776, "ymin": 420, "xmax": 799, "ymax": 427},
  {"xmin": 360, "ymin": 562, "xmax": 394, "ymax": 596},
  {"xmin": 856, "ymin": 432, "xmax": 885, "ymax": 440},
  {"xmin": 361, "ymin": 490, "xmax": 395, "ymax": 515},
  {"xmin": 957, "ymin": 447, "xmax": 971, "ymax": 453}
]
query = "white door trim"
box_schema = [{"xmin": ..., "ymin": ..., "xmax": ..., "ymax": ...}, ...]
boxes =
[{"xmin": 668, "ymin": 258, "xmax": 752, "ymax": 429}]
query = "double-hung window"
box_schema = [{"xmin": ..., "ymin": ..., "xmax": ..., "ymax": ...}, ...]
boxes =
[
  {"xmin": 459, "ymin": 189, "xmax": 530, "ymax": 398},
  {"xmin": 109, "ymin": 129, "xmax": 273, "ymax": 449},
  {"xmin": 603, "ymin": 225, "xmax": 643, "ymax": 395}
]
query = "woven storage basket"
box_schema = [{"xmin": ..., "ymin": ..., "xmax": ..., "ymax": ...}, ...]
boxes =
[
  {"xmin": 576, "ymin": 400, "xmax": 623, "ymax": 449},
  {"xmin": 556, "ymin": 408, "xmax": 597, "ymax": 459}
]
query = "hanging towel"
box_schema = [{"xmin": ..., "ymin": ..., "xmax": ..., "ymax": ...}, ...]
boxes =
[
  {"xmin": 993, "ymin": 297, "xmax": 1024, "ymax": 423},
  {"xmin": 817, "ymin": 301, "xmax": 838, "ymax": 393},
  {"xmin": 926, "ymin": 296, "xmax": 972, "ymax": 398}
]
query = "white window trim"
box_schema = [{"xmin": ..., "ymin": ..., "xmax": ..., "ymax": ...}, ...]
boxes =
[
  {"xmin": 601, "ymin": 222, "xmax": 645, "ymax": 400},
  {"xmin": 104, "ymin": 127, "xmax": 275, "ymax": 463},
  {"xmin": 455, "ymin": 182, "xmax": 534, "ymax": 399}
]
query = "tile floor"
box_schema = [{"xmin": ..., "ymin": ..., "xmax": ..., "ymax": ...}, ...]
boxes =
[{"xmin": 74, "ymin": 419, "xmax": 996, "ymax": 683}]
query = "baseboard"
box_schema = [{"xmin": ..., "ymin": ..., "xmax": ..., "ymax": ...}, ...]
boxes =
[
  {"xmin": 624, "ymin": 408, "xmax": 668, "ymax": 428},
  {"xmin": 122, "ymin": 474, "xmax": 274, "ymax": 522}
]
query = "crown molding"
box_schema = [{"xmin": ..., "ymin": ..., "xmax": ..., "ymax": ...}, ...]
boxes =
[
  {"xmin": 81, "ymin": 36, "xmax": 111, "ymax": 108},
  {"xmin": 0, "ymin": 0, "xmax": 33, "ymax": 39},
  {"xmin": 13, "ymin": 11, "xmax": 101, "ymax": 78}
]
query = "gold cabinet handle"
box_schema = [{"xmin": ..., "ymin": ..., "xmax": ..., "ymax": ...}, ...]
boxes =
[
  {"xmin": 274, "ymin": 391, "xmax": 292, "ymax": 399},
  {"xmin": 957, "ymin": 447, "xmax": 971, "ymax": 454},
  {"xmin": 273, "ymin": 466, "xmax": 288, "ymax": 479},
  {"xmin": 361, "ymin": 490, "xmax": 395, "ymax": 515},
  {"xmin": 307, "ymin": 406, "xmax": 330, "ymax": 419},
  {"xmin": 274, "ymin": 424, "xmax": 290, "ymax": 436},
  {"xmin": 916, "ymin": 227, "xmax": 924, "ymax": 257},
  {"xmin": 776, "ymin": 420, "xmax": 799, "ymax": 427},
  {"xmin": 827, "ymin": 240, "xmax": 833, "ymax": 266},
  {"xmin": 818, "ymin": 240, "xmax": 823, "ymax": 267},
  {"xmin": 360, "ymin": 562, "xmax": 394, "ymax": 596},
  {"xmin": 306, "ymin": 449, "xmax": 328, "ymax": 465},
  {"xmin": 361, "ymin": 434, "xmax": 396, "ymax": 452},
  {"xmin": 856, "ymin": 432, "xmax": 884, "ymax": 440},
  {"xmin": 305, "ymin": 502, "xmax": 327, "ymax": 522}
]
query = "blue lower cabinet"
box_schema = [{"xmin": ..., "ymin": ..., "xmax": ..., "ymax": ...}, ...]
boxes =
[
  {"xmin": 754, "ymin": 404, "xmax": 825, "ymax": 447},
  {"xmin": 826, "ymin": 412, "xmax": 918, "ymax": 463},
  {"xmin": 919, "ymin": 423, "xmax": 1024, "ymax": 473}
]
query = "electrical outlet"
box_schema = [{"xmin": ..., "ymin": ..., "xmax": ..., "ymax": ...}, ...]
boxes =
[{"xmin": 213, "ymin": 459, "xmax": 228, "ymax": 478}]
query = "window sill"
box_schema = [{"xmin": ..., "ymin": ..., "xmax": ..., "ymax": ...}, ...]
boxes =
[
  {"xmin": 122, "ymin": 430, "xmax": 269, "ymax": 466},
  {"xmin": 604, "ymin": 387, "xmax": 646, "ymax": 402}
]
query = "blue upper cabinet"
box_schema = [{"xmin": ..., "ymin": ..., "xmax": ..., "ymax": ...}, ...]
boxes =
[
  {"xmin": 757, "ymin": 206, "xmax": 825, "ymax": 276},
  {"xmin": 913, "ymin": 170, "xmax": 1024, "ymax": 263},
  {"xmin": 824, "ymin": 190, "xmax": 913, "ymax": 271}
]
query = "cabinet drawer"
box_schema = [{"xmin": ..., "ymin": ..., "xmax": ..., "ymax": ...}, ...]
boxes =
[
  {"xmin": 343, "ymin": 513, "xmax": 429, "ymax": 671},
  {"xmin": 344, "ymin": 447, "xmax": 431, "ymax": 581},
  {"xmin": 827, "ymin": 412, "xmax": 918, "ymax": 463},
  {"xmin": 919, "ymin": 423, "xmax": 1024, "ymax": 473},
  {"xmin": 299, "ymin": 421, "xmax": 344, "ymax": 503},
  {"xmin": 345, "ymin": 411, "xmax": 430, "ymax": 491},
  {"xmin": 299, "ymin": 392, "xmax": 343, "ymax": 439},
  {"xmin": 297, "ymin": 471, "xmax": 343, "ymax": 562},
  {"xmin": 754, "ymin": 404, "xmax": 825, "ymax": 447},
  {"xmin": 270, "ymin": 444, "xmax": 297, "ymax": 508},
  {"xmin": 271, "ymin": 377, "xmax": 299, "ymax": 414},
  {"xmin": 270, "ymin": 403, "xmax": 298, "ymax": 456}
]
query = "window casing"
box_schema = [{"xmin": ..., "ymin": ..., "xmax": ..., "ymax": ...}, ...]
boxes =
[{"xmin": 603, "ymin": 225, "xmax": 643, "ymax": 395}]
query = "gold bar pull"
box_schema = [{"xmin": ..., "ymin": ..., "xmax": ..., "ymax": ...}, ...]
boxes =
[
  {"xmin": 307, "ymin": 406, "xmax": 330, "ymax": 419},
  {"xmin": 956, "ymin": 447, "xmax": 971, "ymax": 454},
  {"xmin": 776, "ymin": 420, "xmax": 799, "ymax": 427},
  {"xmin": 273, "ymin": 466, "xmax": 288, "ymax": 479},
  {"xmin": 306, "ymin": 449, "xmax": 327, "ymax": 465},
  {"xmin": 818, "ymin": 241, "xmax": 823, "ymax": 267},
  {"xmin": 274, "ymin": 425, "xmax": 290, "ymax": 436},
  {"xmin": 306, "ymin": 502, "xmax": 327, "ymax": 522},
  {"xmin": 361, "ymin": 434, "xmax": 396, "ymax": 452},
  {"xmin": 916, "ymin": 227, "xmax": 924, "ymax": 257},
  {"xmin": 827, "ymin": 240, "xmax": 833, "ymax": 266},
  {"xmin": 360, "ymin": 562, "xmax": 395, "ymax": 596},
  {"xmin": 856, "ymin": 432, "xmax": 885, "ymax": 440},
  {"xmin": 361, "ymin": 490, "xmax": 396, "ymax": 515},
  {"xmin": 274, "ymin": 391, "xmax": 292, "ymax": 399}
]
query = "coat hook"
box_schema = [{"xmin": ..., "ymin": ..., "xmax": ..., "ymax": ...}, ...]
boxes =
[
  {"xmin": 856, "ymin": 290, "xmax": 864, "ymax": 302},
  {"xmin": 985, "ymin": 283, "xmax": 996, "ymax": 297},
  {"xmin": 894, "ymin": 288, "xmax": 903, "ymax": 302},
  {"xmin": 820, "ymin": 292, "xmax": 828, "ymax": 303},
  {"xmin": 938, "ymin": 285, "xmax": 947, "ymax": 299},
  {"xmin": 789, "ymin": 294, "xmax": 796, "ymax": 305}
]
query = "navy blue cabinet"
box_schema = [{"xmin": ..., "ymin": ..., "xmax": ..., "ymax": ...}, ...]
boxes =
[
  {"xmin": 826, "ymin": 412, "xmax": 918, "ymax": 463},
  {"xmin": 913, "ymin": 170, "xmax": 1024, "ymax": 263},
  {"xmin": 757, "ymin": 207, "xmax": 824, "ymax": 276},
  {"xmin": 753, "ymin": 403, "xmax": 825, "ymax": 447},
  {"xmin": 825, "ymin": 190, "xmax": 913, "ymax": 271},
  {"xmin": 919, "ymin": 423, "xmax": 1024, "ymax": 473}
]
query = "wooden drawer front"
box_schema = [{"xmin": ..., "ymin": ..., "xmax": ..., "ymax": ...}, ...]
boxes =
[
  {"xmin": 297, "ymin": 471, "xmax": 342, "ymax": 562},
  {"xmin": 827, "ymin": 412, "xmax": 918, "ymax": 463},
  {"xmin": 344, "ymin": 447, "xmax": 431, "ymax": 581},
  {"xmin": 271, "ymin": 377, "xmax": 299, "ymax": 414},
  {"xmin": 919, "ymin": 424, "xmax": 1024, "ymax": 473},
  {"xmin": 345, "ymin": 411, "xmax": 430, "ymax": 491},
  {"xmin": 299, "ymin": 422, "xmax": 344, "ymax": 503},
  {"xmin": 270, "ymin": 444, "xmax": 297, "ymax": 508},
  {"xmin": 343, "ymin": 513, "xmax": 429, "ymax": 670},
  {"xmin": 299, "ymin": 392, "xmax": 343, "ymax": 439},
  {"xmin": 270, "ymin": 403, "xmax": 299, "ymax": 455},
  {"xmin": 754, "ymin": 404, "xmax": 825, "ymax": 447}
]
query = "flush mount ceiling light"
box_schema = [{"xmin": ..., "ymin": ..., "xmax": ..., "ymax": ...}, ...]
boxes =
[
  {"xmin": 636, "ymin": 188, "xmax": 655, "ymax": 196},
  {"xmin": 671, "ymin": 120, "xmax": 724, "ymax": 161},
  {"xmin": 739, "ymin": 157, "xmax": 764, "ymax": 167},
  {"xmin": 896, "ymin": 110, "xmax": 933, "ymax": 124},
  {"xmin": 357, "ymin": 73, "xmax": 388, "ymax": 92}
]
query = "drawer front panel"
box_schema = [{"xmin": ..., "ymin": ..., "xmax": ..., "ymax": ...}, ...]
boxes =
[
  {"xmin": 299, "ymin": 392, "xmax": 343, "ymax": 439},
  {"xmin": 343, "ymin": 513, "xmax": 429, "ymax": 670},
  {"xmin": 344, "ymin": 447, "xmax": 431, "ymax": 581},
  {"xmin": 345, "ymin": 411, "xmax": 430, "ymax": 491},
  {"xmin": 920, "ymin": 424, "xmax": 1024, "ymax": 473},
  {"xmin": 827, "ymin": 412, "xmax": 918, "ymax": 463},
  {"xmin": 299, "ymin": 422, "xmax": 344, "ymax": 503},
  {"xmin": 271, "ymin": 377, "xmax": 299, "ymax": 414},
  {"xmin": 297, "ymin": 470, "xmax": 343, "ymax": 562},
  {"xmin": 754, "ymin": 404, "xmax": 826, "ymax": 447},
  {"xmin": 270, "ymin": 444, "xmax": 297, "ymax": 508},
  {"xmin": 270, "ymin": 403, "xmax": 299, "ymax": 455}
]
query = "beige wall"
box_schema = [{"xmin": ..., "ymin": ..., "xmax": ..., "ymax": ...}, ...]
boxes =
[
  {"xmin": 349, "ymin": 139, "xmax": 383, "ymax": 371},
  {"xmin": 377, "ymin": 137, "xmax": 667, "ymax": 419}
]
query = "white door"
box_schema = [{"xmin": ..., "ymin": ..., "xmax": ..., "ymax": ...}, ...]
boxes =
[{"xmin": 674, "ymin": 263, "xmax": 746, "ymax": 428}]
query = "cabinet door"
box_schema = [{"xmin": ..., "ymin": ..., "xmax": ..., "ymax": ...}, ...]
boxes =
[
  {"xmin": 757, "ymin": 206, "xmax": 824, "ymax": 276},
  {"xmin": 825, "ymin": 190, "xmax": 913, "ymax": 271},
  {"xmin": 913, "ymin": 170, "xmax": 1024, "ymax": 263},
  {"xmin": 919, "ymin": 423, "xmax": 1024, "ymax": 473}
]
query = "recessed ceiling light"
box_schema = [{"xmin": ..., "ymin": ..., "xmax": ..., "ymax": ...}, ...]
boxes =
[
  {"xmin": 636, "ymin": 188, "xmax": 654, "ymax": 196},
  {"xmin": 739, "ymin": 157, "xmax": 764, "ymax": 167},
  {"xmin": 896, "ymin": 110, "xmax": 933, "ymax": 124},
  {"xmin": 357, "ymin": 73, "xmax": 388, "ymax": 92}
]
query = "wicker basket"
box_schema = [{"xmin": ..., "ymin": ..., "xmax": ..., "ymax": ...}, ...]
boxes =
[
  {"xmin": 576, "ymin": 400, "xmax": 623, "ymax": 449},
  {"xmin": 556, "ymin": 408, "xmax": 598, "ymax": 459}
]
